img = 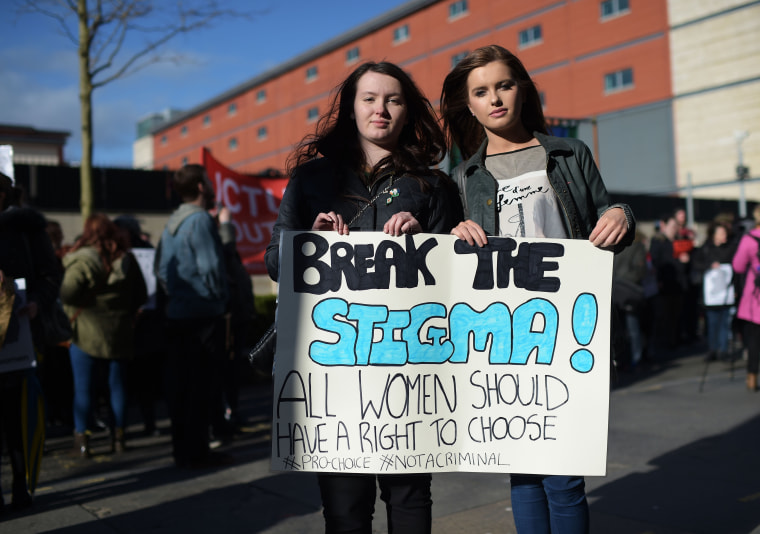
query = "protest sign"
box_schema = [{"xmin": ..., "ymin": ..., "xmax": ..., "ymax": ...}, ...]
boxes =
[
  {"xmin": 271, "ymin": 231, "xmax": 613, "ymax": 476},
  {"xmin": 703, "ymin": 264, "xmax": 735, "ymax": 306},
  {"xmin": 0, "ymin": 279, "xmax": 36, "ymax": 373},
  {"xmin": 0, "ymin": 145, "xmax": 13, "ymax": 182},
  {"xmin": 131, "ymin": 248, "xmax": 157, "ymax": 310},
  {"xmin": 202, "ymin": 148, "xmax": 288, "ymax": 275}
]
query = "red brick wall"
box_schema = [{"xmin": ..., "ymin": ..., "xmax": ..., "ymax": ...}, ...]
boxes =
[{"xmin": 152, "ymin": 0, "xmax": 670, "ymax": 174}]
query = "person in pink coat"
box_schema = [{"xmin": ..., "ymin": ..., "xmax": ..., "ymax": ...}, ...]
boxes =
[{"xmin": 732, "ymin": 205, "xmax": 760, "ymax": 392}]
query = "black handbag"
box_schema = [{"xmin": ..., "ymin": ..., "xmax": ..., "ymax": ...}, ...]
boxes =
[
  {"xmin": 248, "ymin": 322, "xmax": 276, "ymax": 371},
  {"xmin": 38, "ymin": 300, "xmax": 73, "ymax": 345}
]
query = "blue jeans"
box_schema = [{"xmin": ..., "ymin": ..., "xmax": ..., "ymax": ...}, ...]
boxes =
[
  {"xmin": 69, "ymin": 343, "xmax": 126, "ymax": 433},
  {"xmin": 510, "ymin": 474, "xmax": 589, "ymax": 533},
  {"xmin": 704, "ymin": 307, "xmax": 730, "ymax": 353}
]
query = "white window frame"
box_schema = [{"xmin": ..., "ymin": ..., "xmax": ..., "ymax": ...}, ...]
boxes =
[
  {"xmin": 604, "ymin": 67, "xmax": 634, "ymax": 93},
  {"xmin": 346, "ymin": 46, "xmax": 360, "ymax": 64},
  {"xmin": 449, "ymin": 0, "xmax": 468, "ymax": 20},
  {"xmin": 600, "ymin": 0, "xmax": 630, "ymax": 20},
  {"xmin": 393, "ymin": 24, "xmax": 409, "ymax": 44},
  {"xmin": 518, "ymin": 25, "xmax": 542, "ymax": 49}
]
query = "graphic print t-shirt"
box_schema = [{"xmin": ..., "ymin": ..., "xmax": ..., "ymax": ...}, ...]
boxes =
[{"xmin": 485, "ymin": 145, "xmax": 568, "ymax": 239}]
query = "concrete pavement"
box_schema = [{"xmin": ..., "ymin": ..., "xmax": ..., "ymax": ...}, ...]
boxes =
[{"xmin": 2, "ymin": 344, "xmax": 760, "ymax": 533}]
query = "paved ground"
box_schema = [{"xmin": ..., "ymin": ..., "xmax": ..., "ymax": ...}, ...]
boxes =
[{"xmin": 2, "ymin": 342, "xmax": 760, "ymax": 533}]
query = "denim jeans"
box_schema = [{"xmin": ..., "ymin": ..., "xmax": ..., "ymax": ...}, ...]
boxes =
[
  {"xmin": 704, "ymin": 306, "xmax": 731, "ymax": 353},
  {"xmin": 69, "ymin": 343, "xmax": 126, "ymax": 433},
  {"xmin": 317, "ymin": 473, "xmax": 432, "ymax": 533},
  {"xmin": 510, "ymin": 474, "xmax": 589, "ymax": 533}
]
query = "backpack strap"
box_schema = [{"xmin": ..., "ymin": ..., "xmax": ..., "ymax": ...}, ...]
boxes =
[{"xmin": 746, "ymin": 234, "xmax": 760, "ymax": 295}]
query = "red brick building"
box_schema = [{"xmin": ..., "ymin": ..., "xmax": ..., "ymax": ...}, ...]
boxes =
[{"xmin": 151, "ymin": 0, "xmax": 670, "ymax": 186}]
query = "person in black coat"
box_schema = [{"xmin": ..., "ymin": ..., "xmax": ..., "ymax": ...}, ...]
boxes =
[
  {"xmin": 0, "ymin": 172, "xmax": 62, "ymax": 513},
  {"xmin": 265, "ymin": 61, "xmax": 462, "ymax": 534},
  {"xmin": 692, "ymin": 220, "xmax": 737, "ymax": 360}
]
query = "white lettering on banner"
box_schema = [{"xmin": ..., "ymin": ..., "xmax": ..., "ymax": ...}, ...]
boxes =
[{"xmin": 272, "ymin": 232, "xmax": 613, "ymax": 476}]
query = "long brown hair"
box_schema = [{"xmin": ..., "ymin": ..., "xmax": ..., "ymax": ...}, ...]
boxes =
[
  {"xmin": 69, "ymin": 213, "xmax": 129, "ymax": 273},
  {"xmin": 440, "ymin": 45, "xmax": 548, "ymax": 160},
  {"xmin": 287, "ymin": 61, "xmax": 446, "ymax": 185}
]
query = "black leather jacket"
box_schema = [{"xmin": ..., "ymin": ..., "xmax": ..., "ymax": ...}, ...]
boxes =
[{"xmin": 265, "ymin": 157, "xmax": 463, "ymax": 281}]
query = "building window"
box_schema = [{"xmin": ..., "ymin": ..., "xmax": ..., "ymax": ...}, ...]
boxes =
[
  {"xmin": 604, "ymin": 67, "xmax": 634, "ymax": 92},
  {"xmin": 228, "ymin": 137, "xmax": 238, "ymax": 150},
  {"xmin": 257, "ymin": 126, "xmax": 268, "ymax": 141},
  {"xmin": 539, "ymin": 92, "xmax": 546, "ymax": 108},
  {"xmin": 180, "ymin": 125, "xmax": 188, "ymax": 137},
  {"xmin": 256, "ymin": 89, "xmax": 266, "ymax": 103},
  {"xmin": 307, "ymin": 107, "xmax": 319, "ymax": 122},
  {"xmin": 181, "ymin": 157, "xmax": 188, "ymax": 166},
  {"xmin": 518, "ymin": 25, "xmax": 542, "ymax": 48},
  {"xmin": 600, "ymin": 0, "xmax": 630, "ymax": 19},
  {"xmin": 346, "ymin": 46, "xmax": 360, "ymax": 64},
  {"xmin": 160, "ymin": 135, "xmax": 167, "ymax": 146},
  {"xmin": 451, "ymin": 51, "xmax": 469, "ymax": 69},
  {"xmin": 306, "ymin": 66, "xmax": 318, "ymax": 82},
  {"xmin": 228, "ymin": 102, "xmax": 237, "ymax": 116},
  {"xmin": 203, "ymin": 115, "xmax": 211, "ymax": 127},
  {"xmin": 393, "ymin": 24, "xmax": 409, "ymax": 44},
  {"xmin": 449, "ymin": 0, "xmax": 468, "ymax": 19}
]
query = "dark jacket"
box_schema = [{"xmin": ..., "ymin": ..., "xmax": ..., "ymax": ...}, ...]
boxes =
[
  {"xmin": 0, "ymin": 206, "xmax": 62, "ymax": 347},
  {"xmin": 219, "ymin": 221, "xmax": 256, "ymax": 327},
  {"xmin": 692, "ymin": 239, "xmax": 737, "ymax": 278},
  {"xmin": 61, "ymin": 247, "xmax": 147, "ymax": 360},
  {"xmin": 265, "ymin": 157, "xmax": 463, "ymax": 281},
  {"xmin": 452, "ymin": 132, "xmax": 634, "ymax": 251},
  {"xmin": 649, "ymin": 233, "xmax": 689, "ymax": 294}
]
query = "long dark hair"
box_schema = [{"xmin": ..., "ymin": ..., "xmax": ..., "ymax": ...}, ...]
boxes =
[
  {"xmin": 287, "ymin": 61, "xmax": 446, "ymax": 183},
  {"xmin": 69, "ymin": 213, "xmax": 129, "ymax": 273},
  {"xmin": 440, "ymin": 45, "xmax": 548, "ymax": 160}
]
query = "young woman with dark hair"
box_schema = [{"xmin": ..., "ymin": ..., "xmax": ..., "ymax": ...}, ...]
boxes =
[{"xmin": 267, "ymin": 61, "xmax": 462, "ymax": 534}]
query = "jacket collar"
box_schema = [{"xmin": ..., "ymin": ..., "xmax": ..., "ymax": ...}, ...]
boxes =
[{"xmin": 462, "ymin": 131, "xmax": 572, "ymax": 176}]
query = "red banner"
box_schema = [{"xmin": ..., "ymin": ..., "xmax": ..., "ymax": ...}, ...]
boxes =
[{"xmin": 202, "ymin": 148, "xmax": 288, "ymax": 275}]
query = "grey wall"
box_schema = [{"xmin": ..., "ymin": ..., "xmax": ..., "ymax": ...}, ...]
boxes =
[{"xmin": 577, "ymin": 99, "xmax": 676, "ymax": 195}]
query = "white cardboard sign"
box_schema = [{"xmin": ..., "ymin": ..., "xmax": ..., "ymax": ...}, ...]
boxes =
[{"xmin": 271, "ymin": 231, "xmax": 612, "ymax": 476}]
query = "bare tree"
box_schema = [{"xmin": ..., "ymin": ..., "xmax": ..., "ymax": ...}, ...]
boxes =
[{"xmin": 18, "ymin": 0, "xmax": 251, "ymax": 220}]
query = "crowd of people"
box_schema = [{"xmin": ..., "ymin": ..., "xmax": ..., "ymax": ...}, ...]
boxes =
[
  {"xmin": 613, "ymin": 205, "xmax": 760, "ymax": 393},
  {"xmin": 0, "ymin": 163, "xmax": 257, "ymax": 512},
  {"xmin": 1, "ymin": 43, "xmax": 758, "ymax": 533}
]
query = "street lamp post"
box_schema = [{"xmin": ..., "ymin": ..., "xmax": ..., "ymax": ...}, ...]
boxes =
[{"xmin": 735, "ymin": 130, "xmax": 750, "ymax": 218}]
